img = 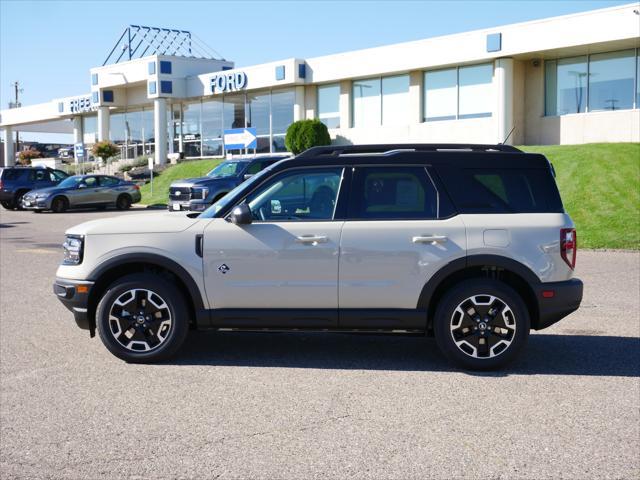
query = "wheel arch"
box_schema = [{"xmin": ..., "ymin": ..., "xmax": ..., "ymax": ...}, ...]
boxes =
[
  {"xmin": 418, "ymin": 255, "xmax": 541, "ymax": 332},
  {"xmin": 86, "ymin": 253, "xmax": 208, "ymax": 335}
]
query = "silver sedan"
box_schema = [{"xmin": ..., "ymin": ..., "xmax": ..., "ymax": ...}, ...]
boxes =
[{"xmin": 21, "ymin": 175, "xmax": 142, "ymax": 213}]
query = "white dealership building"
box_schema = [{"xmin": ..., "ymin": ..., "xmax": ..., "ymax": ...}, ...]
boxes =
[{"xmin": 1, "ymin": 2, "xmax": 639, "ymax": 166}]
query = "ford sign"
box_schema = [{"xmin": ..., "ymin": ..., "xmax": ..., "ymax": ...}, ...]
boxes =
[{"xmin": 210, "ymin": 71, "xmax": 247, "ymax": 95}]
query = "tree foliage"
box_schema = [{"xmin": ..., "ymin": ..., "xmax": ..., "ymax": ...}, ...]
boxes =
[
  {"xmin": 285, "ymin": 119, "xmax": 331, "ymax": 155},
  {"xmin": 91, "ymin": 141, "xmax": 119, "ymax": 161},
  {"xmin": 17, "ymin": 148, "xmax": 44, "ymax": 165}
]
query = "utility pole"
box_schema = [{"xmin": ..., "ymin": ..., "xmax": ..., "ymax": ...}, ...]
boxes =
[{"xmin": 9, "ymin": 81, "xmax": 23, "ymax": 154}]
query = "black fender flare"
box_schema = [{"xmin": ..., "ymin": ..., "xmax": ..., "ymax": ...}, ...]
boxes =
[
  {"xmin": 87, "ymin": 253, "xmax": 207, "ymax": 324},
  {"xmin": 417, "ymin": 254, "xmax": 541, "ymax": 310}
]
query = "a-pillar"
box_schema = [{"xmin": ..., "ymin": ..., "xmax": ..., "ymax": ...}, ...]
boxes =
[
  {"xmin": 495, "ymin": 58, "xmax": 514, "ymax": 144},
  {"xmin": 154, "ymin": 98, "xmax": 167, "ymax": 165},
  {"xmin": 97, "ymin": 107, "xmax": 110, "ymax": 142},
  {"xmin": 2, "ymin": 127, "xmax": 14, "ymax": 166},
  {"xmin": 72, "ymin": 117, "xmax": 83, "ymax": 164}
]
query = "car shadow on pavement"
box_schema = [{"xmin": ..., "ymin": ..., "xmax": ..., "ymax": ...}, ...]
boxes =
[{"xmin": 169, "ymin": 332, "xmax": 640, "ymax": 377}]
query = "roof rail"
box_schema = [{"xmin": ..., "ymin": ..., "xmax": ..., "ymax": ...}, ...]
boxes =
[{"xmin": 296, "ymin": 144, "xmax": 522, "ymax": 158}]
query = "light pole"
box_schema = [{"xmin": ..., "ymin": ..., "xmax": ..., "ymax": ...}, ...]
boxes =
[{"xmin": 9, "ymin": 81, "xmax": 23, "ymax": 155}]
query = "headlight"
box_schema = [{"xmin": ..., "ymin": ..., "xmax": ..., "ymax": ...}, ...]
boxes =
[
  {"xmin": 191, "ymin": 187, "xmax": 209, "ymax": 200},
  {"xmin": 35, "ymin": 193, "xmax": 50, "ymax": 199},
  {"xmin": 62, "ymin": 235, "xmax": 84, "ymax": 265}
]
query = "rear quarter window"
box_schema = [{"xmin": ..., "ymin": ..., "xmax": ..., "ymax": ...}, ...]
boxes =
[
  {"xmin": 0, "ymin": 169, "xmax": 23, "ymax": 181},
  {"xmin": 436, "ymin": 167, "xmax": 564, "ymax": 214}
]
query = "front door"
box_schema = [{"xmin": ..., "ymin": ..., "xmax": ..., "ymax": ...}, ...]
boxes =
[
  {"xmin": 338, "ymin": 166, "xmax": 467, "ymax": 327},
  {"xmin": 203, "ymin": 167, "xmax": 346, "ymax": 328}
]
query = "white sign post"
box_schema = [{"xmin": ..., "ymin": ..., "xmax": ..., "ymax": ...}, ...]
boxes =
[{"xmin": 148, "ymin": 157, "xmax": 154, "ymax": 196}]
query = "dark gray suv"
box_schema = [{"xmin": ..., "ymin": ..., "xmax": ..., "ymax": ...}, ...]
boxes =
[
  {"xmin": 0, "ymin": 166, "xmax": 69, "ymax": 210},
  {"xmin": 168, "ymin": 155, "xmax": 289, "ymax": 212}
]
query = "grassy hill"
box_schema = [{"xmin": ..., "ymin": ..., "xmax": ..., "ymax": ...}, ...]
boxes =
[
  {"xmin": 140, "ymin": 143, "xmax": 639, "ymax": 249},
  {"xmin": 139, "ymin": 158, "xmax": 221, "ymax": 206},
  {"xmin": 522, "ymin": 143, "xmax": 639, "ymax": 249}
]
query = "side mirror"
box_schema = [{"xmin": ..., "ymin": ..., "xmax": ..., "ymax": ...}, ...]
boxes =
[
  {"xmin": 229, "ymin": 203, "xmax": 253, "ymax": 225},
  {"xmin": 243, "ymin": 174, "xmax": 254, "ymax": 180}
]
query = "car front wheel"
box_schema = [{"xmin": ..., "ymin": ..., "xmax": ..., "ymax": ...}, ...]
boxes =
[
  {"xmin": 96, "ymin": 274, "xmax": 189, "ymax": 363},
  {"xmin": 433, "ymin": 279, "xmax": 530, "ymax": 370}
]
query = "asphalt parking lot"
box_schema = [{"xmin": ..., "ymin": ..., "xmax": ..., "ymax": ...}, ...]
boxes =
[{"xmin": 0, "ymin": 208, "xmax": 638, "ymax": 479}]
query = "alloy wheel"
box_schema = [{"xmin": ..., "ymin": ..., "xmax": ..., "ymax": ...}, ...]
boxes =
[
  {"xmin": 108, "ymin": 289, "xmax": 172, "ymax": 352},
  {"xmin": 449, "ymin": 294, "xmax": 516, "ymax": 359}
]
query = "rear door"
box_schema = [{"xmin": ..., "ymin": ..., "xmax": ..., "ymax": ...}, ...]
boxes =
[
  {"xmin": 97, "ymin": 176, "xmax": 121, "ymax": 203},
  {"xmin": 338, "ymin": 166, "xmax": 466, "ymax": 327}
]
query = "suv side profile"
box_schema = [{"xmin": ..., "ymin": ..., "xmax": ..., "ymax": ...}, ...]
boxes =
[
  {"xmin": 53, "ymin": 144, "xmax": 583, "ymax": 370},
  {"xmin": 168, "ymin": 154, "xmax": 289, "ymax": 212},
  {"xmin": 0, "ymin": 166, "xmax": 69, "ymax": 210}
]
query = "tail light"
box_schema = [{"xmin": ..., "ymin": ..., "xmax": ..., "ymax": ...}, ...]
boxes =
[
  {"xmin": 0, "ymin": 180, "xmax": 3, "ymax": 190},
  {"xmin": 133, "ymin": 184, "xmax": 140, "ymax": 191},
  {"xmin": 560, "ymin": 228, "xmax": 577, "ymax": 269}
]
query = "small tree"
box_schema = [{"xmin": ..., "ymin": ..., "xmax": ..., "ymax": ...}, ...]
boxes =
[
  {"xmin": 91, "ymin": 141, "xmax": 120, "ymax": 173},
  {"xmin": 285, "ymin": 119, "xmax": 331, "ymax": 155},
  {"xmin": 17, "ymin": 148, "xmax": 44, "ymax": 165}
]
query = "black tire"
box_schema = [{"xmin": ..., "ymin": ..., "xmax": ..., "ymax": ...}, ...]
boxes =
[
  {"xmin": 433, "ymin": 279, "xmax": 530, "ymax": 370},
  {"xmin": 96, "ymin": 273, "xmax": 189, "ymax": 363},
  {"xmin": 51, "ymin": 196, "xmax": 68, "ymax": 213},
  {"xmin": 32, "ymin": 209, "xmax": 43, "ymax": 213},
  {"xmin": 116, "ymin": 194, "xmax": 132, "ymax": 210},
  {"xmin": 14, "ymin": 190, "xmax": 28, "ymax": 210},
  {"xmin": 1, "ymin": 200, "xmax": 15, "ymax": 210}
]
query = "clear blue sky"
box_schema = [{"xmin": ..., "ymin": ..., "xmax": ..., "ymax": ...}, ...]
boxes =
[{"xmin": 0, "ymin": 0, "xmax": 632, "ymax": 141}]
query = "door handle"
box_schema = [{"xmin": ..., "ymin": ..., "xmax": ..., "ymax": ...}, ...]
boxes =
[
  {"xmin": 295, "ymin": 235, "xmax": 328, "ymax": 245},
  {"xmin": 412, "ymin": 235, "xmax": 448, "ymax": 244}
]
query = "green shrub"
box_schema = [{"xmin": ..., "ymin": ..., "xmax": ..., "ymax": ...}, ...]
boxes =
[{"xmin": 285, "ymin": 119, "xmax": 331, "ymax": 155}]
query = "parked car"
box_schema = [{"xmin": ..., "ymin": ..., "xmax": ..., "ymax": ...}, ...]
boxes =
[
  {"xmin": 0, "ymin": 166, "xmax": 69, "ymax": 210},
  {"xmin": 53, "ymin": 144, "xmax": 582, "ymax": 369},
  {"xmin": 168, "ymin": 154, "xmax": 289, "ymax": 212},
  {"xmin": 22, "ymin": 174, "xmax": 141, "ymax": 213}
]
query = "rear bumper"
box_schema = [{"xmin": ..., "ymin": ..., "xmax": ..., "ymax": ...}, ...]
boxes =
[
  {"xmin": 53, "ymin": 278, "xmax": 95, "ymax": 331},
  {"xmin": 534, "ymin": 278, "xmax": 583, "ymax": 330},
  {"xmin": 0, "ymin": 190, "xmax": 15, "ymax": 202}
]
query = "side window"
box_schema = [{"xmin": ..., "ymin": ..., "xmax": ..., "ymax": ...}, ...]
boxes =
[
  {"xmin": 246, "ymin": 162, "xmax": 263, "ymax": 175},
  {"xmin": 245, "ymin": 168, "xmax": 343, "ymax": 221},
  {"xmin": 350, "ymin": 167, "xmax": 438, "ymax": 220},
  {"xmin": 99, "ymin": 176, "xmax": 120, "ymax": 187},
  {"xmin": 51, "ymin": 170, "xmax": 67, "ymax": 181},
  {"xmin": 84, "ymin": 177, "xmax": 98, "ymax": 188},
  {"xmin": 34, "ymin": 170, "xmax": 49, "ymax": 182}
]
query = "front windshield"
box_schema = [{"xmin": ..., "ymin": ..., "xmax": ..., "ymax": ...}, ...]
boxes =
[
  {"xmin": 206, "ymin": 161, "xmax": 248, "ymax": 178},
  {"xmin": 57, "ymin": 176, "xmax": 84, "ymax": 188},
  {"xmin": 198, "ymin": 165, "xmax": 276, "ymax": 218}
]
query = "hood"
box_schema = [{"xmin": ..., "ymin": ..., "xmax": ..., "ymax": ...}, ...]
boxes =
[
  {"xmin": 66, "ymin": 211, "xmax": 202, "ymax": 236},
  {"xmin": 26, "ymin": 186, "xmax": 66, "ymax": 196},
  {"xmin": 173, "ymin": 176, "xmax": 236, "ymax": 187}
]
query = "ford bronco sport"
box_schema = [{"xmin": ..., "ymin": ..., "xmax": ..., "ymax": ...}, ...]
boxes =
[{"xmin": 53, "ymin": 144, "xmax": 583, "ymax": 370}]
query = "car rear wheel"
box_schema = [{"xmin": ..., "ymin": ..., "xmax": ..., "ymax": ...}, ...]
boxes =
[
  {"xmin": 96, "ymin": 274, "xmax": 189, "ymax": 363},
  {"xmin": 51, "ymin": 196, "xmax": 68, "ymax": 213},
  {"xmin": 116, "ymin": 194, "xmax": 131, "ymax": 210},
  {"xmin": 433, "ymin": 279, "xmax": 530, "ymax": 370},
  {"xmin": 14, "ymin": 190, "xmax": 28, "ymax": 210}
]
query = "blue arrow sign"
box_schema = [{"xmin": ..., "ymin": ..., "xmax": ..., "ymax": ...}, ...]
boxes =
[{"xmin": 224, "ymin": 128, "xmax": 257, "ymax": 150}]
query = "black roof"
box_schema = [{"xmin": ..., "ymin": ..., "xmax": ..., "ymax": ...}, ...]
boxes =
[{"xmin": 279, "ymin": 144, "xmax": 549, "ymax": 170}]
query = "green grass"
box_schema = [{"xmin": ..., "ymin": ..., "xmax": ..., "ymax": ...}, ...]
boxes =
[
  {"xmin": 141, "ymin": 144, "xmax": 640, "ymax": 249},
  {"xmin": 140, "ymin": 158, "xmax": 221, "ymax": 206},
  {"xmin": 521, "ymin": 143, "xmax": 640, "ymax": 250}
]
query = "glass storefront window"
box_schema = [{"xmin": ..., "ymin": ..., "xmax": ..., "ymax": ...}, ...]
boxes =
[
  {"xmin": 247, "ymin": 92, "xmax": 270, "ymax": 136},
  {"xmin": 202, "ymin": 98, "xmax": 223, "ymax": 157},
  {"xmin": 126, "ymin": 110, "xmax": 143, "ymax": 144},
  {"xmin": 458, "ymin": 64, "xmax": 493, "ymax": 118},
  {"xmin": 271, "ymin": 90, "xmax": 294, "ymax": 137},
  {"xmin": 637, "ymin": 52, "xmax": 640, "ymax": 108},
  {"xmin": 109, "ymin": 112, "xmax": 127, "ymax": 144},
  {"xmin": 82, "ymin": 115, "xmax": 97, "ymax": 144},
  {"xmin": 381, "ymin": 75, "xmax": 409, "ymax": 126},
  {"xmin": 182, "ymin": 102, "xmax": 201, "ymax": 157},
  {"xmin": 142, "ymin": 109, "xmax": 154, "ymax": 143},
  {"xmin": 223, "ymin": 94, "xmax": 246, "ymax": 130},
  {"xmin": 424, "ymin": 68, "xmax": 457, "ymax": 121},
  {"xmin": 317, "ymin": 84, "xmax": 340, "ymax": 129},
  {"xmin": 545, "ymin": 56, "xmax": 588, "ymax": 115},
  {"xmin": 588, "ymin": 49, "xmax": 635, "ymax": 111},
  {"xmin": 352, "ymin": 78, "xmax": 381, "ymax": 127}
]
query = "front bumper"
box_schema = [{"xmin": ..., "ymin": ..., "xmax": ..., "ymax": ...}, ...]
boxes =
[
  {"xmin": 168, "ymin": 199, "xmax": 191, "ymax": 211},
  {"xmin": 53, "ymin": 278, "xmax": 95, "ymax": 332},
  {"xmin": 21, "ymin": 197, "xmax": 51, "ymax": 210},
  {"xmin": 534, "ymin": 278, "xmax": 584, "ymax": 330}
]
